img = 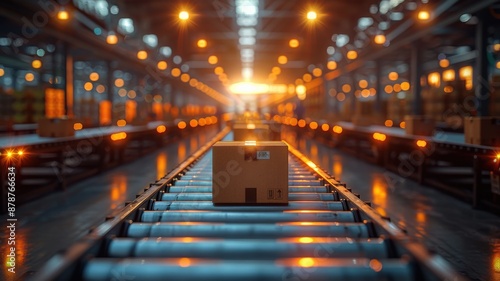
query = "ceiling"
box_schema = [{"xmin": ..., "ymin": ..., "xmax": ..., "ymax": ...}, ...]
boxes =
[{"xmin": 0, "ymin": 0, "xmax": 499, "ymax": 106}]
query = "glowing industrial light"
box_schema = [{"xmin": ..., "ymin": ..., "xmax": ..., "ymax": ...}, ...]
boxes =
[
  {"xmin": 374, "ymin": 34, "xmax": 386, "ymax": 45},
  {"xmin": 179, "ymin": 11, "xmax": 189, "ymax": 20},
  {"xmin": 137, "ymin": 50, "xmax": 148, "ymax": 60},
  {"xmin": 359, "ymin": 80, "xmax": 368, "ymax": 89},
  {"xmin": 180, "ymin": 73, "xmax": 190, "ymax": 83},
  {"xmin": 296, "ymin": 84, "xmax": 306, "ymax": 95},
  {"xmin": 333, "ymin": 125, "xmax": 343, "ymax": 134},
  {"xmin": 384, "ymin": 120, "xmax": 393, "ymax": 127},
  {"xmin": 177, "ymin": 121, "xmax": 187, "ymax": 129},
  {"xmin": 117, "ymin": 119, "xmax": 127, "ymax": 126},
  {"xmin": 7, "ymin": 151, "xmax": 13, "ymax": 158},
  {"xmin": 496, "ymin": 61, "xmax": 500, "ymax": 69},
  {"xmin": 388, "ymin": 72, "xmax": 398, "ymax": 81},
  {"xmin": 439, "ymin": 59, "xmax": 450, "ymax": 68},
  {"xmin": 372, "ymin": 132, "xmax": 387, "ymax": 142},
  {"xmin": 303, "ymin": 73, "xmax": 312, "ymax": 82},
  {"xmin": 32, "ymin": 59, "xmax": 42, "ymax": 69},
  {"xmin": 444, "ymin": 86, "xmax": 454, "ymax": 93},
  {"xmin": 214, "ymin": 66, "xmax": 224, "ymax": 75},
  {"xmin": 208, "ymin": 55, "xmax": 218, "ymax": 64},
  {"xmin": 278, "ymin": 55, "xmax": 288, "ymax": 64},
  {"xmin": 336, "ymin": 92, "xmax": 346, "ymax": 101},
  {"xmin": 171, "ymin": 68, "xmax": 181, "ymax": 77},
  {"xmin": 327, "ymin": 61, "xmax": 337, "ymax": 70},
  {"xmin": 416, "ymin": 140, "xmax": 427, "ymax": 148},
  {"xmin": 321, "ymin": 124, "xmax": 329, "ymax": 131},
  {"xmin": 309, "ymin": 122, "xmax": 318, "ymax": 130},
  {"xmin": 299, "ymin": 237, "xmax": 314, "ymax": 243},
  {"xmin": 307, "ymin": 11, "xmax": 317, "ymax": 20},
  {"xmin": 347, "ymin": 50, "xmax": 358, "ymax": 60},
  {"xmin": 428, "ymin": 72, "xmax": 440, "ymax": 87},
  {"xmin": 197, "ymin": 39, "xmax": 207, "ymax": 48},
  {"xmin": 312, "ymin": 68, "xmax": 322, "ymax": 77},
  {"xmin": 289, "ymin": 39, "xmax": 299, "ymax": 48},
  {"xmin": 400, "ymin": 121, "xmax": 406, "ymax": 129},
  {"xmin": 418, "ymin": 10, "xmax": 430, "ymax": 21},
  {"xmin": 443, "ymin": 69, "xmax": 455, "ymax": 82},
  {"xmin": 25, "ymin": 72, "xmax": 35, "ymax": 82},
  {"xmin": 342, "ymin": 84, "xmax": 351, "ymax": 93},
  {"xmin": 89, "ymin": 72, "xmax": 99, "ymax": 81},
  {"xmin": 189, "ymin": 119, "xmax": 198, "ymax": 128},
  {"xmin": 114, "ymin": 78, "xmax": 124, "ymax": 87},
  {"xmin": 17, "ymin": 150, "xmax": 23, "ymax": 156},
  {"xmin": 299, "ymin": 257, "xmax": 315, "ymax": 268},
  {"xmin": 298, "ymin": 119, "xmax": 306, "ymax": 128},
  {"xmin": 400, "ymin": 82, "xmax": 410, "ymax": 91},
  {"xmin": 110, "ymin": 132, "xmax": 127, "ymax": 141},
  {"xmin": 0, "ymin": 68, "xmax": 4, "ymax": 77},
  {"xmin": 157, "ymin": 61, "xmax": 168, "ymax": 70},
  {"xmin": 272, "ymin": 66, "xmax": 281, "ymax": 75},
  {"xmin": 57, "ymin": 8, "xmax": 69, "ymax": 21},
  {"xmin": 73, "ymin": 122, "xmax": 83, "ymax": 130},
  {"xmin": 198, "ymin": 118, "xmax": 206, "ymax": 126},
  {"xmin": 385, "ymin": 85, "xmax": 393, "ymax": 94},
  {"xmin": 84, "ymin": 82, "xmax": 93, "ymax": 91},
  {"xmin": 106, "ymin": 32, "xmax": 118, "ymax": 45}
]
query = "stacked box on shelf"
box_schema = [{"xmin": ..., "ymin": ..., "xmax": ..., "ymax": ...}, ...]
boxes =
[{"xmin": 464, "ymin": 116, "xmax": 500, "ymax": 147}]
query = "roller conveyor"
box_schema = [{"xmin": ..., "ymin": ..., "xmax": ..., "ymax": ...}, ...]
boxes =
[{"xmin": 33, "ymin": 129, "xmax": 466, "ymax": 281}]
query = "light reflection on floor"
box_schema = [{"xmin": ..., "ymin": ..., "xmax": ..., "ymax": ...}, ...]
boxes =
[
  {"xmin": 0, "ymin": 128, "xmax": 218, "ymax": 280},
  {"xmin": 283, "ymin": 129, "xmax": 500, "ymax": 281}
]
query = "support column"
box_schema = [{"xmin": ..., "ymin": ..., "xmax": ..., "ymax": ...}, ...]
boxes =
[
  {"xmin": 106, "ymin": 61, "xmax": 114, "ymax": 104},
  {"xmin": 475, "ymin": 14, "xmax": 490, "ymax": 116},
  {"xmin": 65, "ymin": 45, "xmax": 74, "ymax": 117},
  {"xmin": 374, "ymin": 60, "xmax": 382, "ymax": 116},
  {"xmin": 411, "ymin": 43, "xmax": 423, "ymax": 115}
]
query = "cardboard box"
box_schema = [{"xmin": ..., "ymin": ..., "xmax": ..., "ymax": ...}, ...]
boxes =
[
  {"xmin": 233, "ymin": 123, "xmax": 271, "ymax": 141},
  {"xmin": 212, "ymin": 141, "xmax": 288, "ymax": 204},
  {"xmin": 464, "ymin": 116, "xmax": 500, "ymax": 146},
  {"xmin": 404, "ymin": 115, "xmax": 435, "ymax": 136},
  {"xmin": 37, "ymin": 117, "xmax": 75, "ymax": 138}
]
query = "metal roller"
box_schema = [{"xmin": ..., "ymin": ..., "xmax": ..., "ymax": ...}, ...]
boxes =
[
  {"xmin": 151, "ymin": 201, "xmax": 346, "ymax": 211},
  {"xmin": 140, "ymin": 210, "xmax": 356, "ymax": 223},
  {"xmin": 107, "ymin": 237, "xmax": 389, "ymax": 259},
  {"xmin": 168, "ymin": 186, "xmax": 330, "ymax": 193},
  {"xmin": 126, "ymin": 222, "xmax": 370, "ymax": 238},
  {"xmin": 173, "ymin": 179, "xmax": 324, "ymax": 186},
  {"xmin": 160, "ymin": 192, "xmax": 335, "ymax": 201},
  {"xmin": 83, "ymin": 258, "xmax": 414, "ymax": 281}
]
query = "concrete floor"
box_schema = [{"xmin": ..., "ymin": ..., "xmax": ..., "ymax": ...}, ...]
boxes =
[
  {"xmin": 1, "ymin": 128, "xmax": 499, "ymax": 281},
  {"xmin": 284, "ymin": 132, "xmax": 500, "ymax": 281}
]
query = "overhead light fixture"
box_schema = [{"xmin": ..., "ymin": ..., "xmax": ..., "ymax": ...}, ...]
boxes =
[
  {"xmin": 278, "ymin": 55, "xmax": 287, "ymax": 64},
  {"xmin": 137, "ymin": 50, "xmax": 147, "ymax": 60},
  {"xmin": 106, "ymin": 31, "xmax": 118, "ymax": 45},
  {"xmin": 418, "ymin": 9, "xmax": 430, "ymax": 21},
  {"xmin": 157, "ymin": 61, "xmax": 168, "ymax": 70},
  {"xmin": 289, "ymin": 39, "xmax": 299, "ymax": 48},
  {"xmin": 179, "ymin": 11, "xmax": 189, "ymax": 20},
  {"xmin": 374, "ymin": 34, "xmax": 386, "ymax": 45},
  {"xmin": 32, "ymin": 59, "xmax": 42, "ymax": 69},
  {"xmin": 307, "ymin": 11, "xmax": 317, "ymax": 20},
  {"xmin": 57, "ymin": 7, "xmax": 69, "ymax": 21},
  {"xmin": 346, "ymin": 50, "xmax": 358, "ymax": 60},
  {"xmin": 208, "ymin": 55, "xmax": 218, "ymax": 64},
  {"xmin": 197, "ymin": 39, "xmax": 207, "ymax": 48}
]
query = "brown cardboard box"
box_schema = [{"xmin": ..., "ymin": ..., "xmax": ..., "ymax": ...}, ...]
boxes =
[
  {"xmin": 464, "ymin": 116, "xmax": 500, "ymax": 146},
  {"xmin": 37, "ymin": 117, "xmax": 75, "ymax": 137},
  {"xmin": 212, "ymin": 141, "xmax": 288, "ymax": 204},
  {"xmin": 233, "ymin": 123, "xmax": 271, "ymax": 141},
  {"xmin": 404, "ymin": 115, "xmax": 435, "ymax": 136}
]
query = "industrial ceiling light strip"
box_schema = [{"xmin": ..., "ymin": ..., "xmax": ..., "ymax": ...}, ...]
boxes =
[{"xmin": 235, "ymin": 0, "xmax": 259, "ymax": 80}]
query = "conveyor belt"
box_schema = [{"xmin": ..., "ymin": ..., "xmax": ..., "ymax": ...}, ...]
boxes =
[{"xmin": 33, "ymin": 128, "xmax": 466, "ymax": 281}]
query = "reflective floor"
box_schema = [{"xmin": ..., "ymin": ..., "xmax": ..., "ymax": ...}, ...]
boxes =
[
  {"xmin": 284, "ymin": 131, "xmax": 500, "ymax": 281},
  {"xmin": 0, "ymin": 128, "xmax": 218, "ymax": 281},
  {"xmin": 1, "ymin": 128, "xmax": 499, "ymax": 281}
]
